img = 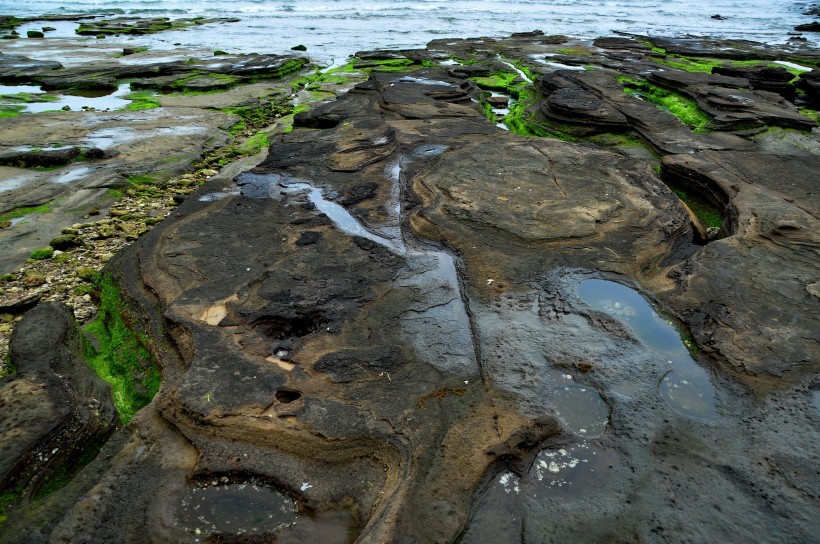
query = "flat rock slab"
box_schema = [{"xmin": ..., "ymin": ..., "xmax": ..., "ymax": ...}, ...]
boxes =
[{"xmin": 0, "ymin": 107, "xmax": 236, "ymax": 273}]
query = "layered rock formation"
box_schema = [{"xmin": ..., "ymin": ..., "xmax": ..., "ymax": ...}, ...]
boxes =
[{"xmin": 1, "ymin": 33, "xmax": 818, "ymax": 543}]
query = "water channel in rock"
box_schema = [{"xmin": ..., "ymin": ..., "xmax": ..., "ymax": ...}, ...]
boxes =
[
  {"xmin": 576, "ymin": 279, "xmax": 718, "ymax": 419},
  {"xmin": 234, "ymin": 142, "xmax": 479, "ymax": 376}
]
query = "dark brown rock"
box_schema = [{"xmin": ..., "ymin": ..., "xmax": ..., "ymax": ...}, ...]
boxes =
[
  {"xmin": 794, "ymin": 21, "xmax": 820, "ymax": 31},
  {"xmin": 0, "ymin": 147, "xmax": 80, "ymax": 168},
  {"xmin": 0, "ymin": 303, "xmax": 117, "ymax": 508}
]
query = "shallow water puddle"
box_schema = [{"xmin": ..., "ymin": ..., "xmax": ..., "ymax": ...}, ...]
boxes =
[
  {"xmin": 53, "ymin": 165, "xmax": 94, "ymax": 184},
  {"xmin": 235, "ymin": 154, "xmax": 478, "ymax": 376},
  {"xmin": 198, "ymin": 188, "xmax": 241, "ymax": 202},
  {"xmin": 544, "ymin": 371, "xmax": 609, "ymax": 437},
  {"xmin": 773, "ymin": 60, "xmax": 812, "ymax": 72},
  {"xmin": 391, "ymin": 75, "xmax": 457, "ymax": 87},
  {"xmin": 0, "ymin": 83, "xmax": 133, "ymax": 113},
  {"xmin": 498, "ymin": 57, "xmax": 533, "ymax": 84},
  {"xmin": 83, "ymin": 126, "xmax": 138, "ymax": 149},
  {"xmin": 0, "ymin": 176, "xmax": 29, "ymax": 192},
  {"xmin": 530, "ymin": 441, "xmax": 613, "ymax": 497},
  {"xmin": 177, "ymin": 480, "xmax": 297, "ymax": 537},
  {"xmin": 461, "ymin": 442, "xmax": 616, "ymax": 541},
  {"xmin": 530, "ymin": 55, "xmax": 587, "ymax": 71},
  {"xmin": 576, "ymin": 279, "xmax": 717, "ymax": 419},
  {"xmin": 0, "ymin": 84, "xmax": 44, "ymax": 95}
]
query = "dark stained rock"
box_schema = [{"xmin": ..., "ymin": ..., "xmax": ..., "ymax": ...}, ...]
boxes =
[
  {"xmin": 446, "ymin": 64, "xmax": 495, "ymax": 78},
  {"xmin": 0, "ymin": 303, "xmax": 118, "ymax": 507},
  {"xmin": 295, "ymin": 230, "xmax": 323, "ymax": 245},
  {"xmin": 338, "ymin": 181, "xmax": 379, "ymax": 205},
  {"xmin": 648, "ymin": 69, "xmax": 749, "ymax": 89},
  {"xmin": 796, "ymin": 69, "xmax": 820, "ymax": 107},
  {"xmin": 794, "ymin": 21, "xmax": 820, "ymax": 31},
  {"xmin": 49, "ymin": 233, "xmax": 84, "ymax": 250},
  {"xmin": 539, "ymin": 69, "xmax": 755, "ymax": 154},
  {"xmin": 0, "ymin": 147, "xmax": 80, "ymax": 168},
  {"xmin": 486, "ymin": 95, "xmax": 509, "ymax": 108},
  {"xmin": 712, "ymin": 65, "xmax": 796, "ymax": 98},
  {"xmin": 1, "ymin": 50, "xmax": 307, "ymax": 91},
  {"xmin": 659, "ymin": 150, "xmax": 820, "ymax": 378},
  {"xmin": 648, "ymin": 36, "xmax": 781, "ymax": 60},
  {"xmin": 0, "ymin": 53, "xmax": 62, "ymax": 83},
  {"xmin": 593, "ymin": 36, "xmax": 651, "ymax": 50},
  {"xmin": 543, "ymin": 85, "xmax": 629, "ymax": 129}
]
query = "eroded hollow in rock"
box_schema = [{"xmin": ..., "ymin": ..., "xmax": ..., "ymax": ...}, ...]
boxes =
[
  {"xmin": 660, "ymin": 163, "xmax": 736, "ymax": 245},
  {"xmin": 275, "ymin": 389, "xmax": 302, "ymax": 403},
  {"xmin": 176, "ymin": 476, "xmax": 297, "ymax": 537},
  {"xmin": 249, "ymin": 312, "xmax": 328, "ymax": 340}
]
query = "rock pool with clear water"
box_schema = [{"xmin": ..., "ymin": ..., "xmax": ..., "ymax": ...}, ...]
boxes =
[
  {"xmin": 576, "ymin": 278, "xmax": 718, "ymax": 419},
  {"xmin": 176, "ymin": 480, "xmax": 297, "ymax": 537}
]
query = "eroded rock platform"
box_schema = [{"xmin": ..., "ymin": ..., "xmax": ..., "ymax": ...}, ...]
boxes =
[{"xmin": 1, "ymin": 33, "xmax": 819, "ymax": 543}]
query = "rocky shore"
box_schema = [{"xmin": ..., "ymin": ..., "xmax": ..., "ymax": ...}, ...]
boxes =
[{"xmin": 1, "ymin": 22, "xmax": 819, "ymax": 544}]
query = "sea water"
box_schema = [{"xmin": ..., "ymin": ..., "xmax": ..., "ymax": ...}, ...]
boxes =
[{"xmin": 0, "ymin": 1, "xmax": 815, "ymax": 65}]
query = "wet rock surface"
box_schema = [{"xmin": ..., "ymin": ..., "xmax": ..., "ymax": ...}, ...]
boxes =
[
  {"xmin": 0, "ymin": 303, "xmax": 118, "ymax": 503},
  {"xmin": 0, "ymin": 107, "xmax": 237, "ymax": 272},
  {"xmin": 1, "ymin": 33, "xmax": 819, "ymax": 543}
]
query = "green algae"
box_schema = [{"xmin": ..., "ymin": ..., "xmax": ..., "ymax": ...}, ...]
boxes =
[
  {"xmin": 0, "ymin": 104, "xmax": 24, "ymax": 118},
  {"xmin": 353, "ymin": 57, "xmax": 417, "ymax": 73},
  {"xmin": 291, "ymin": 61, "xmax": 363, "ymax": 93},
  {"xmin": 31, "ymin": 433, "xmax": 109, "ymax": 501},
  {"xmin": 652, "ymin": 55, "xmax": 722, "ymax": 73},
  {"xmin": 82, "ymin": 274, "xmax": 160, "ymax": 424},
  {"xmin": 0, "ymin": 93, "xmax": 60, "ymax": 104},
  {"xmin": 0, "ymin": 486, "xmax": 23, "ymax": 530},
  {"xmin": 617, "ymin": 76, "xmax": 711, "ymax": 132},
  {"xmin": 238, "ymin": 131, "xmax": 269, "ymax": 155},
  {"xmin": 555, "ymin": 46, "xmax": 593, "ymax": 56},
  {"xmin": 798, "ymin": 108, "xmax": 820, "ymax": 123},
  {"xmin": 0, "ymin": 203, "xmax": 51, "ymax": 223},
  {"xmin": 126, "ymin": 174, "xmax": 156, "ymax": 185},
  {"xmin": 480, "ymin": 99, "xmax": 495, "ymax": 122},
  {"xmin": 503, "ymin": 88, "xmax": 565, "ymax": 138},
  {"xmin": 223, "ymin": 101, "xmax": 291, "ymax": 132},
  {"xmin": 123, "ymin": 90, "xmax": 160, "ymax": 110},
  {"xmin": 669, "ymin": 186, "xmax": 724, "ymax": 229},
  {"xmin": 472, "ymin": 71, "xmax": 523, "ymax": 94},
  {"xmin": 29, "ymin": 247, "xmax": 54, "ymax": 260}
]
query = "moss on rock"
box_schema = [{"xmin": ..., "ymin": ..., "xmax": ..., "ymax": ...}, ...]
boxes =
[{"xmin": 82, "ymin": 274, "xmax": 160, "ymax": 423}]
